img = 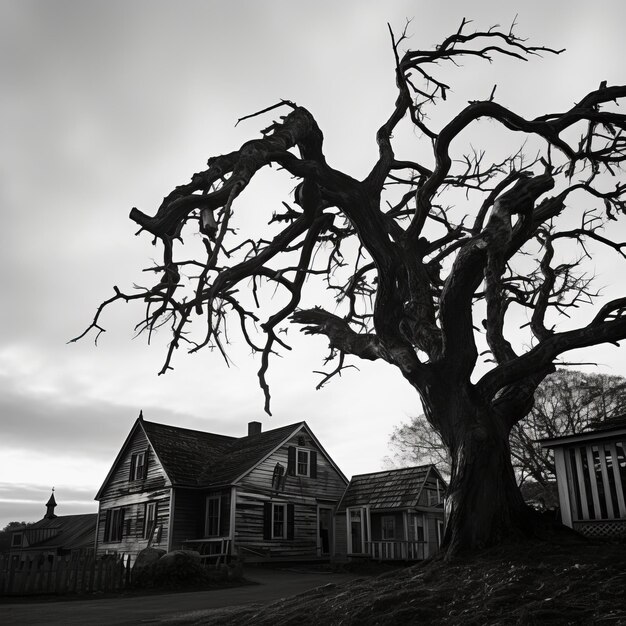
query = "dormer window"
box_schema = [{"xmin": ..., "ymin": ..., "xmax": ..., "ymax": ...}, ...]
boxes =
[
  {"xmin": 129, "ymin": 451, "xmax": 147, "ymax": 481},
  {"xmin": 11, "ymin": 532, "xmax": 23, "ymax": 548}
]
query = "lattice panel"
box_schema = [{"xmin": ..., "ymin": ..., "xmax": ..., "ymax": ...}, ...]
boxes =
[{"xmin": 574, "ymin": 521, "xmax": 626, "ymax": 538}]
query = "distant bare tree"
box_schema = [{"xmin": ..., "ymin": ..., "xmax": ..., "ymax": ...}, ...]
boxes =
[
  {"xmin": 76, "ymin": 20, "xmax": 626, "ymax": 554},
  {"xmin": 510, "ymin": 370, "xmax": 626, "ymax": 485},
  {"xmin": 387, "ymin": 370, "xmax": 626, "ymax": 484}
]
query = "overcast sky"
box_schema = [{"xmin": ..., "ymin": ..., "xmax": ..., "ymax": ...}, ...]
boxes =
[{"xmin": 2, "ymin": 0, "xmax": 625, "ymax": 529}]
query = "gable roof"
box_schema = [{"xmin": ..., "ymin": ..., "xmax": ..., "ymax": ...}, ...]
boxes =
[
  {"xmin": 17, "ymin": 514, "xmax": 96, "ymax": 552},
  {"xmin": 337, "ymin": 465, "xmax": 445, "ymax": 512},
  {"xmin": 97, "ymin": 416, "xmax": 342, "ymax": 496},
  {"xmin": 199, "ymin": 422, "xmax": 305, "ymax": 485}
]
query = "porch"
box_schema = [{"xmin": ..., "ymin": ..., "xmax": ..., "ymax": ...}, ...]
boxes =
[
  {"xmin": 181, "ymin": 537, "xmax": 231, "ymax": 566},
  {"xmin": 542, "ymin": 428, "xmax": 626, "ymax": 539},
  {"xmin": 366, "ymin": 540, "xmax": 427, "ymax": 561}
]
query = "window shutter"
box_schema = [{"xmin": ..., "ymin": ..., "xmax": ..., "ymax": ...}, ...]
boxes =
[
  {"xmin": 310, "ymin": 450, "xmax": 317, "ymax": 478},
  {"xmin": 287, "ymin": 503, "xmax": 295, "ymax": 540},
  {"xmin": 287, "ymin": 446, "xmax": 295, "ymax": 475},
  {"xmin": 119, "ymin": 508, "xmax": 126, "ymax": 538},
  {"xmin": 103, "ymin": 509, "xmax": 112, "ymax": 542},
  {"xmin": 142, "ymin": 448, "xmax": 149, "ymax": 479},
  {"xmin": 129, "ymin": 454, "xmax": 137, "ymax": 481},
  {"xmin": 263, "ymin": 502, "xmax": 272, "ymax": 540}
]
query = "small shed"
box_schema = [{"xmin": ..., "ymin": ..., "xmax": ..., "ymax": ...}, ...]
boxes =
[
  {"xmin": 335, "ymin": 465, "xmax": 446, "ymax": 561},
  {"xmin": 541, "ymin": 416, "xmax": 626, "ymax": 539}
]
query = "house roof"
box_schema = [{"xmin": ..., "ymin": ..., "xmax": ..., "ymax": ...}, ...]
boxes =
[
  {"xmin": 18, "ymin": 514, "xmax": 97, "ymax": 552},
  {"xmin": 98, "ymin": 416, "xmax": 331, "ymax": 495},
  {"xmin": 337, "ymin": 465, "xmax": 444, "ymax": 512},
  {"xmin": 142, "ymin": 418, "xmax": 304, "ymax": 487},
  {"xmin": 141, "ymin": 420, "xmax": 237, "ymax": 486},
  {"xmin": 540, "ymin": 413, "xmax": 626, "ymax": 448},
  {"xmin": 199, "ymin": 422, "xmax": 306, "ymax": 485}
]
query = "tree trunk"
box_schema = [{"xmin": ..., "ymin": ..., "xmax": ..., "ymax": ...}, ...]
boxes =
[{"xmin": 439, "ymin": 408, "xmax": 537, "ymax": 556}]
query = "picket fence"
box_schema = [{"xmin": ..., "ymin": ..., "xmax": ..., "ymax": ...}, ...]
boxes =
[{"xmin": 0, "ymin": 554, "xmax": 131, "ymax": 596}]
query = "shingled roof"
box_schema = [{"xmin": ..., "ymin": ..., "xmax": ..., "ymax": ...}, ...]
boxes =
[
  {"xmin": 141, "ymin": 420, "xmax": 236, "ymax": 486},
  {"xmin": 136, "ymin": 418, "xmax": 305, "ymax": 488},
  {"xmin": 337, "ymin": 465, "xmax": 442, "ymax": 512},
  {"xmin": 19, "ymin": 514, "xmax": 96, "ymax": 552}
]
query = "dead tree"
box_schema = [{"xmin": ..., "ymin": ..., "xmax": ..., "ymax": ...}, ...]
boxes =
[{"xmin": 75, "ymin": 20, "xmax": 626, "ymax": 554}]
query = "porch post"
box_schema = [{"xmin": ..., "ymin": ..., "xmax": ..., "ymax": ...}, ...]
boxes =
[
  {"xmin": 608, "ymin": 444, "xmax": 626, "ymax": 517},
  {"xmin": 598, "ymin": 447, "xmax": 615, "ymax": 519},
  {"xmin": 553, "ymin": 448, "xmax": 572, "ymax": 527},
  {"xmin": 573, "ymin": 447, "xmax": 590, "ymax": 520},
  {"xmin": 402, "ymin": 511, "xmax": 409, "ymax": 561},
  {"xmin": 229, "ymin": 487, "xmax": 237, "ymax": 556}
]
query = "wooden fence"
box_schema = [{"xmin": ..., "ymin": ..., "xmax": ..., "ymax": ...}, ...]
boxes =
[{"xmin": 0, "ymin": 554, "xmax": 131, "ymax": 596}]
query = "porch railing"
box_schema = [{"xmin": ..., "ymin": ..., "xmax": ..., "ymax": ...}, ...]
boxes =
[
  {"xmin": 181, "ymin": 538, "xmax": 231, "ymax": 566},
  {"xmin": 366, "ymin": 540, "xmax": 426, "ymax": 561}
]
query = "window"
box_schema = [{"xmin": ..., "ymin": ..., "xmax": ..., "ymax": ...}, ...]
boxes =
[
  {"xmin": 205, "ymin": 496, "xmax": 221, "ymax": 537},
  {"xmin": 427, "ymin": 487, "xmax": 442, "ymax": 506},
  {"xmin": 272, "ymin": 503, "xmax": 287, "ymax": 539},
  {"xmin": 264, "ymin": 502, "xmax": 294, "ymax": 540},
  {"xmin": 144, "ymin": 502, "xmax": 157, "ymax": 539},
  {"xmin": 11, "ymin": 532, "xmax": 23, "ymax": 548},
  {"xmin": 381, "ymin": 515, "xmax": 396, "ymax": 540},
  {"xmin": 297, "ymin": 449, "xmax": 310, "ymax": 476},
  {"xmin": 287, "ymin": 446, "xmax": 317, "ymax": 478},
  {"xmin": 129, "ymin": 451, "xmax": 147, "ymax": 481},
  {"xmin": 103, "ymin": 507, "xmax": 126, "ymax": 542}
]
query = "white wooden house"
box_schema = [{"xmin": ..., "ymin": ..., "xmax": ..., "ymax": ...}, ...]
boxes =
[
  {"xmin": 541, "ymin": 416, "xmax": 626, "ymax": 538},
  {"xmin": 334, "ymin": 465, "xmax": 446, "ymax": 561},
  {"xmin": 95, "ymin": 414, "xmax": 348, "ymax": 562}
]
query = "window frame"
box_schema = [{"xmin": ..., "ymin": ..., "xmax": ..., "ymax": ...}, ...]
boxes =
[
  {"xmin": 129, "ymin": 450, "xmax": 147, "ymax": 481},
  {"xmin": 144, "ymin": 502, "xmax": 157, "ymax": 539},
  {"xmin": 11, "ymin": 532, "xmax": 23, "ymax": 548},
  {"xmin": 103, "ymin": 507, "xmax": 126, "ymax": 543},
  {"xmin": 205, "ymin": 495, "xmax": 221, "ymax": 537},
  {"xmin": 271, "ymin": 502, "xmax": 287, "ymax": 539},
  {"xmin": 296, "ymin": 448, "xmax": 310, "ymax": 477}
]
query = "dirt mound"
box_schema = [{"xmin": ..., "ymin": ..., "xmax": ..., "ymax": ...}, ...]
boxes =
[{"xmin": 197, "ymin": 540, "xmax": 626, "ymax": 625}]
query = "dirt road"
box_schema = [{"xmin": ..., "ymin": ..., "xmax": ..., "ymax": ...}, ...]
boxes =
[{"xmin": 1, "ymin": 566, "xmax": 366, "ymax": 625}]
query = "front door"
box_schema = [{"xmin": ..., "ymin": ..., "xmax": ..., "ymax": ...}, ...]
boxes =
[
  {"xmin": 318, "ymin": 506, "xmax": 333, "ymax": 556},
  {"xmin": 349, "ymin": 507, "xmax": 367, "ymax": 554}
]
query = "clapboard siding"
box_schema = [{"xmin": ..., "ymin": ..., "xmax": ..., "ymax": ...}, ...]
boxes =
[
  {"xmin": 97, "ymin": 426, "xmax": 171, "ymax": 559},
  {"xmin": 96, "ymin": 493, "xmax": 170, "ymax": 559},
  {"xmin": 237, "ymin": 430, "xmax": 347, "ymax": 500},
  {"xmin": 99, "ymin": 428, "xmax": 169, "ymax": 504},
  {"xmin": 234, "ymin": 492, "xmax": 318, "ymax": 558},
  {"xmin": 234, "ymin": 428, "xmax": 347, "ymax": 559}
]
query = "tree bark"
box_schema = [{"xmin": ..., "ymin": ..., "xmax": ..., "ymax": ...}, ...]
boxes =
[{"xmin": 432, "ymin": 397, "xmax": 538, "ymax": 555}]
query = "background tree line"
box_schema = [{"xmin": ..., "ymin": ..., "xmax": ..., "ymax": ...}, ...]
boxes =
[{"xmin": 386, "ymin": 369, "xmax": 626, "ymax": 489}]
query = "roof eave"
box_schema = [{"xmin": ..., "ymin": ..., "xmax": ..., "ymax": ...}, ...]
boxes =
[{"xmin": 540, "ymin": 426, "xmax": 626, "ymax": 448}]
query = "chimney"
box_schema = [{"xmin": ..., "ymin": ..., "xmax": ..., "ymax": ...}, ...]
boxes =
[
  {"xmin": 248, "ymin": 421, "xmax": 262, "ymax": 436},
  {"xmin": 45, "ymin": 489, "xmax": 57, "ymax": 519}
]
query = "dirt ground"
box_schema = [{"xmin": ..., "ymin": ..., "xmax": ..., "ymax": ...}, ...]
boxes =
[
  {"xmin": 182, "ymin": 540, "xmax": 626, "ymax": 625},
  {"xmin": 3, "ymin": 540, "xmax": 625, "ymax": 625}
]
